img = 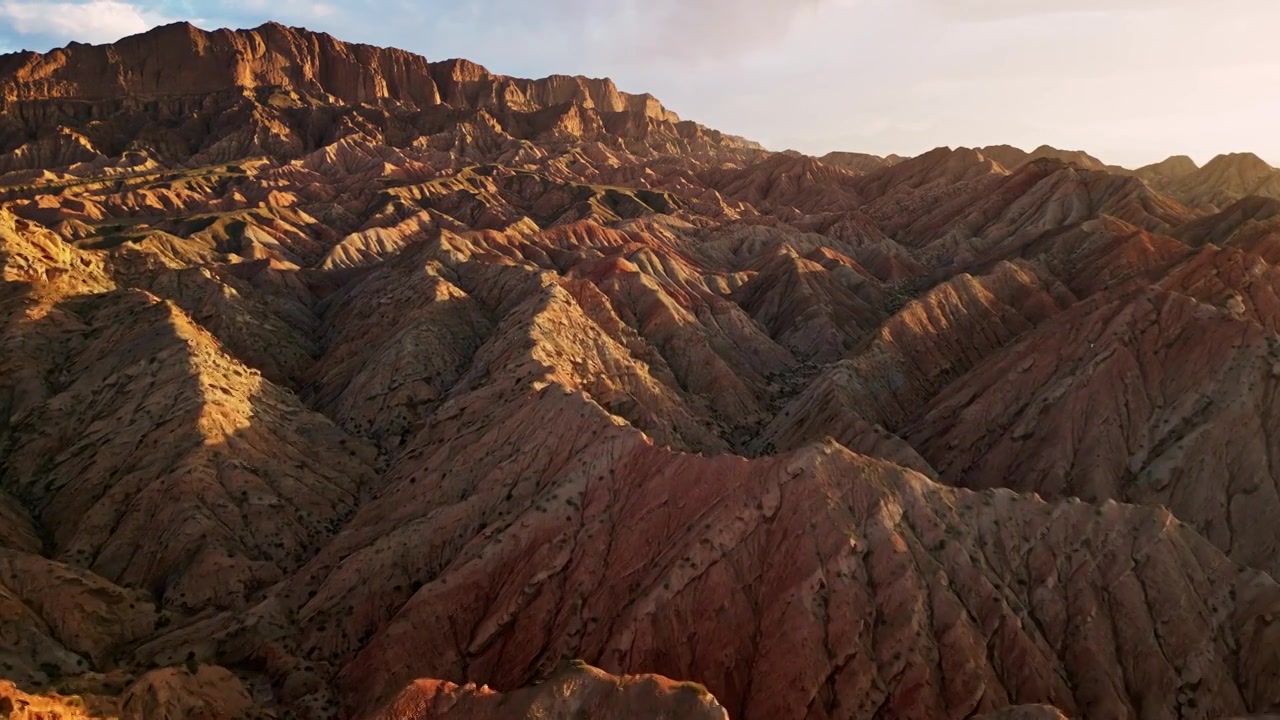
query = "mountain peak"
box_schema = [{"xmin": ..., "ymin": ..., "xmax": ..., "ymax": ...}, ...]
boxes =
[
  {"xmin": 819, "ymin": 151, "xmax": 899, "ymax": 173},
  {"xmin": 1202, "ymin": 151, "xmax": 1273, "ymax": 174},
  {"xmin": 1135, "ymin": 155, "xmax": 1199, "ymax": 183},
  {"xmin": 1167, "ymin": 151, "xmax": 1280, "ymax": 209},
  {"xmin": 977, "ymin": 144, "xmax": 1109, "ymax": 171},
  {"xmin": 0, "ymin": 22, "xmax": 773, "ymax": 174}
]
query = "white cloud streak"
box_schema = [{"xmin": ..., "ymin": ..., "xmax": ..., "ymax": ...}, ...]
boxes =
[
  {"xmin": 429, "ymin": 0, "xmax": 831, "ymax": 68},
  {"xmin": 0, "ymin": 0, "xmax": 170, "ymax": 45}
]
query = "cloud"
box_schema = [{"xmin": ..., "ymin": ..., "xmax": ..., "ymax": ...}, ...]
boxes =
[
  {"xmin": 205, "ymin": 0, "xmax": 338, "ymax": 22},
  {"xmin": 920, "ymin": 0, "xmax": 1232, "ymax": 22},
  {"xmin": 584, "ymin": 0, "xmax": 827, "ymax": 59},
  {"xmin": 0, "ymin": 0, "xmax": 170, "ymax": 45},
  {"xmin": 428, "ymin": 0, "xmax": 832, "ymax": 69}
]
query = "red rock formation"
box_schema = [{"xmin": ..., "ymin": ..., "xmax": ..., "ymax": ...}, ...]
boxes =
[
  {"xmin": 0, "ymin": 667, "xmax": 258, "ymax": 720},
  {"xmin": 367, "ymin": 664, "xmax": 727, "ymax": 720},
  {"xmin": 1176, "ymin": 196, "xmax": 1280, "ymax": 264},
  {"xmin": 703, "ymin": 153, "xmax": 865, "ymax": 215},
  {"xmin": 0, "ymin": 23, "xmax": 759, "ymax": 175},
  {"xmin": 0, "ymin": 22, "xmax": 665, "ymax": 121},
  {"xmin": 325, "ymin": 434, "xmax": 1280, "ymax": 720},
  {"xmin": 855, "ymin": 146, "xmax": 1008, "ymax": 206},
  {"xmin": 119, "ymin": 666, "xmax": 257, "ymax": 720},
  {"xmin": 908, "ymin": 270, "xmax": 1280, "ymax": 577},
  {"xmin": 2, "ymin": 21, "xmax": 1280, "ymax": 720},
  {"xmin": 0, "ymin": 681, "xmax": 102, "ymax": 719}
]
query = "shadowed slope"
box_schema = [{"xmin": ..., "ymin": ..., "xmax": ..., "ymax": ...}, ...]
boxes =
[
  {"xmin": 0, "ymin": 213, "xmax": 377, "ymax": 616},
  {"xmin": 909, "ymin": 277, "xmax": 1280, "ymax": 577}
]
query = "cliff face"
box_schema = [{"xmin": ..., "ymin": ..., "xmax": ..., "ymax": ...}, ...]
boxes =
[
  {"xmin": 3, "ymin": 22, "xmax": 439, "ymax": 106},
  {"xmin": 0, "ymin": 22, "xmax": 753, "ymax": 174},
  {"xmin": 0, "ymin": 22, "xmax": 678, "ymax": 122}
]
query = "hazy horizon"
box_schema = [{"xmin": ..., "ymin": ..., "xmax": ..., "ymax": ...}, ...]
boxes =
[{"xmin": 1, "ymin": 0, "xmax": 1277, "ymax": 168}]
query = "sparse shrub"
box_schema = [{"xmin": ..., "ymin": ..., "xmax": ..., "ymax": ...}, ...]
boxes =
[{"xmin": 884, "ymin": 278, "xmax": 932, "ymax": 314}]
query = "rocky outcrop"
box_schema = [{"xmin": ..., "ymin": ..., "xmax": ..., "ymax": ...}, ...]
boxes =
[
  {"xmin": 0, "ymin": 22, "xmax": 672, "ymax": 121},
  {"xmin": 367, "ymin": 664, "xmax": 727, "ymax": 720},
  {"xmin": 0, "ymin": 681, "xmax": 101, "ymax": 719},
  {"xmin": 0, "ymin": 23, "xmax": 759, "ymax": 175},
  {"xmin": 119, "ymin": 666, "xmax": 257, "ymax": 720},
  {"xmin": 0, "ymin": 667, "xmax": 259, "ymax": 720}
]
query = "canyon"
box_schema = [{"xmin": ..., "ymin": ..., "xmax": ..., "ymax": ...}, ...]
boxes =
[{"xmin": 2, "ymin": 21, "xmax": 1280, "ymax": 720}]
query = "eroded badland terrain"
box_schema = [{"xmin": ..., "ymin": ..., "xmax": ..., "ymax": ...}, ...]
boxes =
[{"xmin": 1, "ymin": 21, "xmax": 1280, "ymax": 720}]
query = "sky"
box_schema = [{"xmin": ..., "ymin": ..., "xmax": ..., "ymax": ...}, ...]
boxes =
[{"xmin": 1, "ymin": 0, "xmax": 1277, "ymax": 168}]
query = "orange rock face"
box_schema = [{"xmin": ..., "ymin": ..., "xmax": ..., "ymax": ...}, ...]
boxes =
[
  {"xmin": 2, "ymin": 22, "xmax": 1280, "ymax": 720},
  {"xmin": 368, "ymin": 663, "xmax": 727, "ymax": 720}
]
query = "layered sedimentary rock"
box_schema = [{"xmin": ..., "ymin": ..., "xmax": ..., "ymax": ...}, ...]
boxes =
[
  {"xmin": 1168, "ymin": 153, "xmax": 1280, "ymax": 210},
  {"xmin": 3, "ymin": 22, "xmax": 1280, "ymax": 720},
  {"xmin": 979, "ymin": 144, "xmax": 1114, "ymax": 173},
  {"xmin": 0, "ymin": 22, "xmax": 758, "ymax": 177},
  {"xmin": 368, "ymin": 663, "xmax": 728, "ymax": 720},
  {"xmin": 1, "ymin": 23, "xmax": 665, "ymax": 119},
  {"xmin": 1136, "ymin": 155, "xmax": 1201, "ymax": 186}
]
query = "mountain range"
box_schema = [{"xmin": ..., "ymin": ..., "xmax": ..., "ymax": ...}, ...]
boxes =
[{"xmin": 2, "ymin": 21, "xmax": 1280, "ymax": 720}]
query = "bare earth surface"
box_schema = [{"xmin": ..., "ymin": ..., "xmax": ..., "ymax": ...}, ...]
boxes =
[{"xmin": 2, "ymin": 21, "xmax": 1280, "ymax": 720}]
